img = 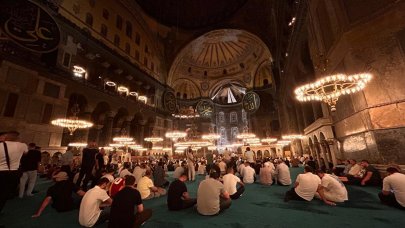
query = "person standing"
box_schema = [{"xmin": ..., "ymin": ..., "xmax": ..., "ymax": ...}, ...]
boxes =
[
  {"xmin": 109, "ymin": 175, "xmax": 152, "ymax": 228},
  {"xmin": 0, "ymin": 131, "xmax": 28, "ymax": 213},
  {"xmin": 197, "ymin": 165, "xmax": 231, "ymax": 215},
  {"xmin": 167, "ymin": 169, "xmax": 197, "ymax": 210},
  {"xmin": 378, "ymin": 167, "xmax": 405, "ymax": 209},
  {"xmin": 186, "ymin": 148, "xmax": 195, "ymax": 181},
  {"xmin": 244, "ymin": 147, "xmax": 255, "ymax": 164},
  {"xmin": 76, "ymin": 142, "xmax": 99, "ymax": 190},
  {"xmin": 19, "ymin": 143, "xmax": 41, "ymax": 198}
]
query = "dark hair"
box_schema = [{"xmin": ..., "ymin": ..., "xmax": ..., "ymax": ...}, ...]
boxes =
[
  {"xmin": 309, "ymin": 156, "xmax": 313, "ymax": 160},
  {"xmin": 97, "ymin": 177, "xmax": 110, "ymax": 186},
  {"xmin": 123, "ymin": 162, "xmax": 131, "ymax": 169},
  {"xmin": 0, "ymin": 132, "xmax": 7, "ymax": 136},
  {"xmin": 315, "ymin": 169, "xmax": 324, "ymax": 175},
  {"xmin": 246, "ymin": 147, "xmax": 251, "ymax": 151},
  {"xmin": 28, "ymin": 143, "xmax": 36, "ymax": 147},
  {"xmin": 125, "ymin": 175, "xmax": 136, "ymax": 186},
  {"xmin": 209, "ymin": 165, "xmax": 221, "ymax": 179},
  {"xmin": 7, "ymin": 131, "xmax": 20, "ymax": 136},
  {"xmin": 386, "ymin": 167, "xmax": 399, "ymax": 174},
  {"xmin": 106, "ymin": 166, "xmax": 115, "ymax": 173},
  {"xmin": 304, "ymin": 166, "xmax": 314, "ymax": 173}
]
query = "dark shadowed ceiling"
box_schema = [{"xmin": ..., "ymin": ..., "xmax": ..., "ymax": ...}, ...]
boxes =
[{"xmin": 135, "ymin": 0, "xmax": 247, "ymax": 29}]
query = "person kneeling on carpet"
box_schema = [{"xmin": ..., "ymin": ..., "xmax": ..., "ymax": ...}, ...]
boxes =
[
  {"xmin": 108, "ymin": 175, "xmax": 152, "ymax": 228},
  {"xmin": 167, "ymin": 168, "xmax": 197, "ymax": 210},
  {"xmin": 315, "ymin": 169, "xmax": 348, "ymax": 205},
  {"xmin": 32, "ymin": 171, "xmax": 86, "ymax": 218},
  {"xmin": 197, "ymin": 165, "xmax": 231, "ymax": 215},
  {"xmin": 378, "ymin": 166, "xmax": 405, "ymax": 210}
]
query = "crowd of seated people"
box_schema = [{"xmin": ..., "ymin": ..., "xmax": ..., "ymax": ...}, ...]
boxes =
[{"xmin": 1, "ymin": 133, "xmax": 405, "ymax": 228}]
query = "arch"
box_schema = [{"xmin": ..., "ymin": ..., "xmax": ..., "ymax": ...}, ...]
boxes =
[
  {"xmin": 171, "ymin": 78, "xmax": 201, "ymax": 99},
  {"xmin": 91, "ymin": 102, "xmax": 111, "ymax": 123},
  {"xmin": 113, "ymin": 107, "xmax": 129, "ymax": 128},
  {"xmin": 264, "ymin": 150, "xmax": 270, "ymax": 158},
  {"xmin": 253, "ymin": 60, "xmax": 275, "ymax": 89}
]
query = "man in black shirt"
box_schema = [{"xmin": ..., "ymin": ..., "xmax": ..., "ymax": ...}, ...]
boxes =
[
  {"xmin": 360, "ymin": 160, "xmax": 381, "ymax": 186},
  {"xmin": 109, "ymin": 175, "xmax": 152, "ymax": 228},
  {"xmin": 32, "ymin": 171, "xmax": 85, "ymax": 217},
  {"xmin": 167, "ymin": 169, "xmax": 197, "ymax": 211},
  {"xmin": 19, "ymin": 143, "xmax": 41, "ymax": 198},
  {"xmin": 76, "ymin": 142, "xmax": 99, "ymax": 190}
]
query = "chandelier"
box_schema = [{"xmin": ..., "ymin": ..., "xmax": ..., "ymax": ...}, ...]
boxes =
[
  {"xmin": 51, "ymin": 104, "xmax": 93, "ymax": 135},
  {"xmin": 236, "ymin": 132, "xmax": 256, "ymax": 139},
  {"xmin": 245, "ymin": 137, "xmax": 261, "ymax": 143},
  {"xmin": 68, "ymin": 142, "xmax": 87, "ymax": 147},
  {"xmin": 172, "ymin": 106, "xmax": 200, "ymax": 119},
  {"xmin": 282, "ymin": 135, "xmax": 304, "ymax": 140},
  {"xmin": 113, "ymin": 136, "xmax": 134, "ymax": 142},
  {"xmin": 277, "ymin": 140, "xmax": 291, "ymax": 145},
  {"xmin": 144, "ymin": 137, "xmax": 164, "ymax": 143},
  {"xmin": 174, "ymin": 140, "xmax": 213, "ymax": 147},
  {"xmin": 261, "ymin": 138, "xmax": 277, "ymax": 143},
  {"xmin": 202, "ymin": 133, "xmax": 220, "ymax": 140},
  {"xmin": 295, "ymin": 73, "xmax": 372, "ymax": 111},
  {"xmin": 165, "ymin": 131, "xmax": 187, "ymax": 140}
]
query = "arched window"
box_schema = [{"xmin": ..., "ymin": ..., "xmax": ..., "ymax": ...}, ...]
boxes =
[
  {"xmin": 101, "ymin": 24, "xmax": 107, "ymax": 37},
  {"xmin": 85, "ymin": 13, "xmax": 93, "ymax": 26},
  {"xmin": 176, "ymin": 92, "xmax": 181, "ymax": 98},
  {"xmin": 230, "ymin": 112, "xmax": 237, "ymax": 123},
  {"xmin": 102, "ymin": 9, "xmax": 109, "ymax": 19},
  {"xmin": 125, "ymin": 21, "xmax": 132, "ymax": 38},
  {"xmin": 183, "ymin": 93, "xmax": 187, "ymax": 99},
  {"xmin": 116, "ymin": 15, "xmax": 122, "ymax": 29},
  {"xmin": 220, "ymin": 127, "xmax": 226, "ymax": 143},
  {"xmin": 114, "ymin": 35, "xmax": 120, "ymax": 46},
  {"xmin": 231, "ymin": 127, "xmax": 239, "ymax": 140},
  {"xmin": 125, "ymin": 43, "xmax": 130, "ymax": 54},
  {"xmin": 218, "ymin": 112, "xmax": 225, "ymax": 123}
]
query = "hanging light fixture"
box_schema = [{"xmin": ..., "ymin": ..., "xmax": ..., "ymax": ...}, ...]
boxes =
[
  {"xmin": 165, "ymin": 131, "xmax": 187, "ymax": 140},
  {"xmin": 295, "ymin": 73, "xmax": 372, "ymax": 111},
  {"xmin": 51, "ymin": 104, "xmax": 93, "ymax": 135},
  {"xmin": 68, "ymin": 142, "xmax": 87, "ymax": 147},
  {"xmin": 282, "ymin": 135, "xmax": 304, "ymax": 140},
  {"xmin": 202, "ymin": 133, "xmax": 220, "ymax": 140},
  {"xmin": 261, "ymin": 138, "xmax": 277, "ymax": 143},
  {"xmin": 236, "ymin": 132, "xmax": 256, "ymax": 139},
  {"xmin": 144, "ymin": 136, "xmax": 164, "ymax": 143}
]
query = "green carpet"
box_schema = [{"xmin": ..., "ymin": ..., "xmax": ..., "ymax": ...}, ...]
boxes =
[{"xmin": 1, "ymin": 168, "xmax": 404, "ymax": 228}]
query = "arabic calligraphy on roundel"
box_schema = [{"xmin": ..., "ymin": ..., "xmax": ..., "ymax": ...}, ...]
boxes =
[{"xmin": 0, "ymin": 0, "xmax": 60, "ymax": 53}]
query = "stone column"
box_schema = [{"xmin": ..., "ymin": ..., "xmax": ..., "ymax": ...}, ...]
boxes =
[
  {"xmin": 124, "ymin": 117, "xmax": 133, "ymax": 136},
  {"xmin": 104, "ymin": 111, "xmax": 116, "ymax": 146},
  {"xmin": 93, "ymin": 124, "xmax": 104, "ymax": 145},
  {"xmin": 318, "ymin": 142, "xmax": 330, "ymax": 170},
  {"xmin": 139, "ymin": 119, "xmax": 147, "ymax": 146}
]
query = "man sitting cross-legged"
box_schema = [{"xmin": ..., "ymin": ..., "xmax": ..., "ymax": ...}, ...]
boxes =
[
  {"xmin": 79, "ymin": 177, "xmax": 112, "ymax": 227},
  {"xmin": 223, "ymin": 167, "xmax": 245, "ymax": 200},
  {"xmin": 284, "ymin": 166, "xmax": 321, "ymax": 202},
  {"xmin": 32, "ymin": 171, "xmax": 86, "ymax": 218},
  {"xmin": 315, "ymin": 169, "xmax": 348, "ymax": 206},
  {"xmin": 167, "ymin": 168, "xmax": 197, "ymax": 211},
  {"xmin": 137, "ymin": 170, "xmax": 166, "ymax": 200},
  {"xmin": 378, "ymin": 167, "xmax": 405, "ymax": 210},
  {"xmin": 197, "ymin": 165, "xmax": 231, "ymax": 216},
  {"xmin": 109, "ymin": 175, "xmax": 153, "ymax": 228}
]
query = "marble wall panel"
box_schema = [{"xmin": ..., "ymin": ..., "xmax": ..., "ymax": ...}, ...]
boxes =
[
  {"xmin": 369, "ymin": 103, "xmax": 405, "ymax": 129},
  {"xmin": 374, "ymin": 128, "xmax": 405, "ymax": 164}
]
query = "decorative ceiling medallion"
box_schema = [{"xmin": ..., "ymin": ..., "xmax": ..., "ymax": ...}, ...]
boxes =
[
  {"xmin": 163, "ymin": 91, "xmax": 177, "ymax": 113},
  {"xmin": 242, "ymin": 91, "xmax": 260, "ymax": 113},
  {"xmin": 196, "ymin": 99, "xmax": 215, "ymax": 118},
  {"xmin": 0, "ymin": 0, "xmax": 61, "ymax": 53},
  {"xmin": 201, "ymin": 81, "xmax": 209, "ymax": 91},
  {"xmin": 243, "ymin": 74, "xmax": 251, "ymax": 83}
]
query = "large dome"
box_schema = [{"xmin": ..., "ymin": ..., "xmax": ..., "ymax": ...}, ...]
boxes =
[{"xmin": 168, "ymin": 29, "xmax": 273, "ymax": 99}]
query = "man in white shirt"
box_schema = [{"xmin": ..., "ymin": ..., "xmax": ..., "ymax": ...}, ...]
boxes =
[
  {"xmin": 241, "ymin": 162, "xmax": 255, "ymax": 184},
  {"xmin": 244, "ymin": 147, "xmax": 255, "ymax": 163},
  {"xmin": 284, "ymin": 166, "xmax": 321, "ymax": 202},
  {"xmin": 218, "ymin": 160, "xmax": 227, "ymax": 175},
  {"xmin": 186, "ymin": 149, "xmax": 196, "ymax": 181},
  {"xmin": 133, "ymin": 163, "xmax": 146, "ymax": 184},
  {"xmin": 0, "ymin": 131, "xmax": 28, "ymax": 213},
  {"xmin": 276, "ymin": 160, "xmax": 292, "ymax": 186},
  {"xmin": 315, "ymin": 169, "xmax": 348, "ymax": 205},
  {"xmin": 79, "ymin": 177, "xmax": 112, "ymax": 227},
  {"xmin": 223, "ymin": 167, "xmax": 245, "ymax": 200},
  {"xmin": 137, "ymin": 170, "xmax": 166, "ymax": 200},
  {"xmin": 379, "ymin": 167, "xmax": 405, "ymax": 209},
  {"xmin": 173, "ymin": 162, "xmax": 185, "ymax": 179}
]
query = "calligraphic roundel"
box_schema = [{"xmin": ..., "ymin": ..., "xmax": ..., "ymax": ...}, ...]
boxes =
[
  {"xmin": 242, "ymin": 91, "xmax": 260, "ymax": 114},
  {"xmin": 163, "ymin": 91, "xmax": 177, "ymax": 113},
  {"xmin": 0, "ymin": 0, "xmax": 60, "ymax": 53}
]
